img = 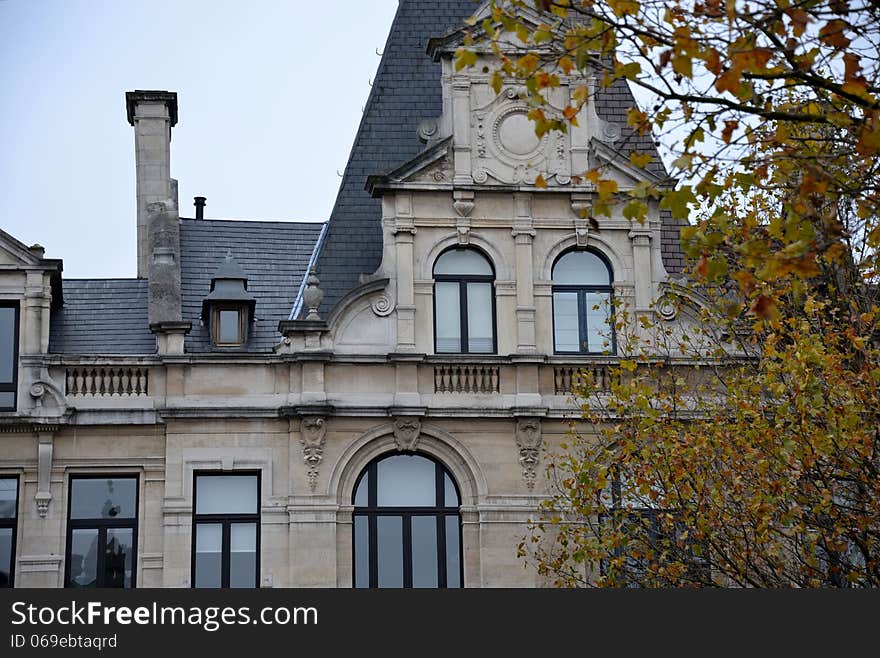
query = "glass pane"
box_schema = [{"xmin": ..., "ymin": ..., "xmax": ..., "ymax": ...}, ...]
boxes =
[
  {"xmin": 553, "ymin": 292, "xmax": 581, "ymax": 352},
  {"xmin": 353, "ymin": 473, "xmax": 369, "ymax": 507},
  {"xmin": 466, "ymin": 282, "xmax": 494, "ymax": 353},
  {"xmin": 0, "ymin": 527, "xmax": 12, "ymax": 588},
  {"xmin": 411, "ymin": 516, "xmax": 438, "ymax": 588},
  {"xmin": 443, "ymin": 473, "xmax": 459, "ymax": 507},
  {"xmin": 104, "ymin": 528, "xmax": 133, "ymax": 588},
  {"xmin": 70, "ymin": 478, "xmax": 137, "ymax": 520},
  {"xmin": 218, "ymin": 310, "xmax": 240, "ymax": 344},
  {"xmin": 435, "ymin": 282, "xmax": 461, "ymax": 353},
  {"xmin": 230, "ymin": 523, "xmax": 257, "ymax": 588},
  {"xmin": 195, "ymin": 475, "xmax": 258, "ymax": 515},
  {"xmin": 376, "ymin": 455, "xmax": 436, "ymax": 507},
  {"xmin": 0, "ymin": 478, "xmax": 17, "ymax": 518},
  {"xmin": 446, "ymin": 516, "xmax": 462, "ymax": 588},
  {"xmin": 68, "ymin": 528, "xmax": 99, "ymax": 587},
  {"xmin": 0, "ymin": 392, "xmax": 13, "ymax": 409},
  {"xmin": 552, "ymin": 251, "xmax": 610, "ymax": 285},
  {"xmin": 354, "ymin": 516, "xmax": 369, "ymax": 588},
  {"xmin": 194, "ymin": 523, "xmax": 223, "ymax": 588},
  {"xmin": 433, "ymin": 249, "xmax": 492, "ymax": 276},
  {"xmin": 586, "ymin": 292, "xmax": 613, "ymax": 353},
  {"xmin": 0, "ymin": 307, "xmax": 15, "ymax": 383},
  {"xmin": 376, "ymin": 516, "xmax": 403, "ymax": 588}
]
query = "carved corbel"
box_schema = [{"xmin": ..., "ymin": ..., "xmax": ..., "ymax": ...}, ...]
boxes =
[
  {"xmin": 515, "ymin": 419, "xmax": 543, "ymax": 490},
  {"xmin": 300, "ymin": 417, "xmax": 327, "ymax": 492},
  {"xmin": 29, "ymin": 376, "xmax": 67, "ymax": 411},
  {"xmin": 393, "ymin": 417, "xmax": 421, "ymax": 452},
  {"xmin": 35, "ymin": 431, "xmax": 54, "ymax": 518}
]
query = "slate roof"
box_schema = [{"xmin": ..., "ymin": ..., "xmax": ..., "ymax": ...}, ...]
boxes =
[
  {"xmin": 179, "ymin": 219, "xmax": 323, "ymax": 353},
  {"xmin": 49, "ymin": 219, "xmax": 323, "ymax": 355},
  {"xmin": 310, "ymin": 0, "xmax": 687, "ymax": 318},
  {"xmin": 49, "ymin": 279, "xmax": 154, "ymax": 354}
]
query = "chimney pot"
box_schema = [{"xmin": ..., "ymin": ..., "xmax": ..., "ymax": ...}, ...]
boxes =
[{"xmin": 194, "ymin": 196, "xmax": 207, "ymax": 220}]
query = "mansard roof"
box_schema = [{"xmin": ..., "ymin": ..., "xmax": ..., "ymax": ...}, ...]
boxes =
[
  {"xmin": 308, "ymin": 0, "xmax": 481, "ymax": 319},
  {"xmin": 49, "ymin": 219, "xmax": 323, "ymax": 355},
  {"xmin": 309, "ymin": 0, "xmax": 687, "ymax": 318}
]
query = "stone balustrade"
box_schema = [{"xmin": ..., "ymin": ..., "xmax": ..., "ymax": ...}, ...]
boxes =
[
  {"xmin": 434, "ymin": 364, "xmax": 500, "ymax": 394},
  {"xmin": 553, "ymin": 364, "xmax": 614, "ymax": 395},
  {"xmin": 66, "ymin": 367, "xmax": 150, "ymax": 397}
]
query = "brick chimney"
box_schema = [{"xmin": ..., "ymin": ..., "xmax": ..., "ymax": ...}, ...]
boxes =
[{"xmin": 126, "ymin": 90, "xmax": 178, "ymax": 278}]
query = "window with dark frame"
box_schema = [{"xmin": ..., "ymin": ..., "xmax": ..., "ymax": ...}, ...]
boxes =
[
  {"xmin": 0, "ymin": 477, "xmax": 19, "ymax": 588},
  {"xmin": 192, "ymin": 472, "xmax": 260, "ymax": 589},
  {"xmin": 65, "ymin": 475, "xmax": 138, "ymax": 588},
  {"xmin": 433, "ymin": 248, "xmax": 496, "ymax": 354},
  {"xmin": 212, "ymin": 306, "xmax": 245, "ymax": 346},
  {"xmin": 551, "ymin": 249, "xmax": 615, "ymax": 354},
  {"xmin": 0, "ymin": 303, "xmax": 20, "ymax": 411},
  {"xmin": 352, "ymin": 453, "xmax": 463, "ymax": 589}
]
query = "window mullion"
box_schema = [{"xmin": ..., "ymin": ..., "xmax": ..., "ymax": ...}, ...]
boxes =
[
  {"xmin": 578, "ymin": 290, "xmax": 588, "ymax": 354},
  {"xmin": 459, "ymin": 280, "xmax": 468, "ymax": 353},
  {"xmin": 221, "ymin": 522, "xmax": 231, "ymax": 588},
  {"xmin": 96, "ymin": 526, "xmax": 106, "ymax": 588},
  {"xmin": 402, "ymin": 514, "xmax": 413, "ymax": 589}
]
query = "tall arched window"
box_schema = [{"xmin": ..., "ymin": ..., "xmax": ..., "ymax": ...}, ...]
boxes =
[
  {"xmin": 552, "ymin": 249, "xmax": 615, "ymax": 354},
  {"xmin": 352, "ymin": 454, "xmax": 462, "ymax": 588},
  {"xmin": 433, "ymin": 248, "xmax": 495, "ymax": 354}
]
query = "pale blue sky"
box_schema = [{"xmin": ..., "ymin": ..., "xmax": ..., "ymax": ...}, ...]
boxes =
[{"xmin": 0, "ymin": 0, "xmax": 400, "ymax": 278}]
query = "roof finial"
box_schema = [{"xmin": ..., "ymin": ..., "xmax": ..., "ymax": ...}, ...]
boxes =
[{"xmin": 302, "ymin": 268, "xmax": 324, "ymax": 321}]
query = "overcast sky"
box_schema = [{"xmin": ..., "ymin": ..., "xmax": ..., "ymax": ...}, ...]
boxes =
[{"xmin": 0, "ymin": 0, "xmax": 400, "ymax": 278}]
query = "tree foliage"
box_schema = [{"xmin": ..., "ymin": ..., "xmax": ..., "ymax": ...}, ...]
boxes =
[{"xmin": 455, "ymin": 1, "xmax": 880, "ymax": 586}]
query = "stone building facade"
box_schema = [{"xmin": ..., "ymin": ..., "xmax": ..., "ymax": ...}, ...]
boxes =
[{"xmin": 0, "ymin": 0, "xmax": 687, "ymax": 588}]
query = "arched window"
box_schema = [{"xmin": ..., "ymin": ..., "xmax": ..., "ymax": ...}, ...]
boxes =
[
  {"xmin": 352, "ymin": 454, "xmax": 462, "ymax": 588},
  {"xmin": 433, "ymin": 248, "xmax": 495, "ymax": 354},
  {"xmin": 552, "ymin": 249, "xmax": 615, "ymax": 354}
]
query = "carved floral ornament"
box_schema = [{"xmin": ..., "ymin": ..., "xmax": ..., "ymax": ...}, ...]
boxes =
[
  {"xmin": 515, "ymin": 418, "xmax": 543, "ymax": 491},
  {"xmin": 300, "ymin": 417, "xmax": 327, "ymax": 492}
]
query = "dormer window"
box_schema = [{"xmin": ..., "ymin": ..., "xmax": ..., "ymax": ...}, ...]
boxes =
[{"xmin": 201, "ymin": 252, "xmax": 255, "ymax": 349}]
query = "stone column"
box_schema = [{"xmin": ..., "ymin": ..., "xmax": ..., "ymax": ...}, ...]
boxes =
[
  {"xmin": 393, "ymin": 193, "xmax": 417, "ymax": 353},
  {"xmin": 512, "ymin": 193, "xmax": 537, "ymax": 354},
  {"xmin": 452, "ymin": 80, "xmax": 472, "ymax": 184}
]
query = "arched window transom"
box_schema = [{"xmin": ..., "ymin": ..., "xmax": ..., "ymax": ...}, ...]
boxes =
[
  {"xmin": 433, "ymin": 248, "xmax": 496, "ymax": 354},
  {"xmin": 352, "ymin": 454, "xmax": 462, "ymax": 588},
  {"xmin": 552, "ymin": 250, "xmax": 615, "ymax": 354}
]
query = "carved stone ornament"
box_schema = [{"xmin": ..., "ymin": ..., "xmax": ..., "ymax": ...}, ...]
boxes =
[
  {"xmin": 656, "ymin": 294, "xmax": 679, "ymax": 322},
  {"xmin": 515, "ymin": 419, "xmax": 543, "ymax": 490},
  {"xmin": 300, "ymin": 417, "xmax": 327, "ymax": 492},
  {"xmin": 302, "ymin": 269, "xmax": 324, "ymax": 321},
  {"xmin": 453, "ymin": 199, "xmax": 475, "ymax": 218},
  {"xmin": 36, "ymin": 432, "xmax": 54, "ymax": 518},
  {"xmin": 371, "ymin": 294, "xmax": 395, "ymax": 317},
  {"xmin": 393, "ymin": 417, "xmax": 421, "ymax": 452},
  {"xmin": 456, "ymin": 217, "xmax": 471, "ymax": 245}
]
